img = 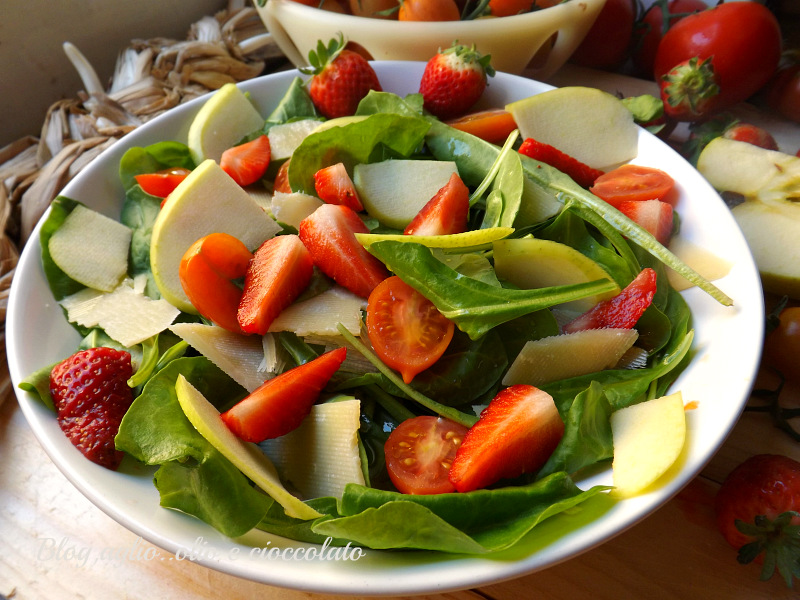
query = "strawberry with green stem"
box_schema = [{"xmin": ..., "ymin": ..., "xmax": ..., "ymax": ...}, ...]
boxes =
[
  {"xmin": 419, "ymin": 42, "xmax": 495, "ymax": 121},
  {"xmin": 302, "ymin": 35, "xmax": 382, "ymax": 119}
]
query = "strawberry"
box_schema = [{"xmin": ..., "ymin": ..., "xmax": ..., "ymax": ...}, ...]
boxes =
[
  {"xmin": 221, "ymin": 347, "xmax": 347, "ymax": 442},
  {"xmin": 49, "ymin": 347, "xmax": 134, "ymax": 470},
  {"xmin": 518, "ymin": 138, "xmax": 605, "ymax": 188},
  {"xmin": 660, "ymin": 56, "xmax": 721, "ymax": 122},
  {"xmin": 237, "ymin": 234, "xmax": 314, "ymax": 335},
  {"xmin": 302, "ymin": 36, "xmax": 382, "ymax": 119},
  {"xmin": 404, "ymin": 172, "xmax": 469, "ymax": 236},
  {"xmin": 563, "ymin": 267, "xmax": 657, "ymax": 333},
  {"xmin": 722, "ymin": 123, "xmax": 779, "ymax": 151},
  {"xmin": 313, "ymin": 162, "xmax": 364, "ymax": 211},
  {"xmin": 220, "ymin": 135, "xmax": 271, "ymax": 187},
  {"xmin": 419, "ymin": 43, "xmax": 495, "ymax": 121},
  {"xmin": 714, "ymin": 454, "xmax": 800, "ymax": 587},
  {"xmin": 298, "ymin": 203, "xmax": 389, "ymax": 298},
  {"xmin": 615, "ymin": 199, "xmax": 674, "ymax": 246},
  {"xmin": 448, "ymin": 384, "xmax": 564, "ymax": 493}
]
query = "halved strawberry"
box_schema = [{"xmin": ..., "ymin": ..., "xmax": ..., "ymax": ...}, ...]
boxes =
[
  {"xmin": 448, "ymin": 384, "xmax": 564, "ymax": 493},
  {"xmin": 298, "ymin": 203, "xmax": 389, "ymax": 298},
  {"xmin": 221, "ymin": 347, "xmax": 347, "ymax": 442},
  {"xmin": 518, "ymin": 137, "xmax": 604, "ymax": 188},
  {"xmin": 273, "ymin": 159, "xmax": 292, "ymax": 193},
  {"xmin": 220, "ymin": 135, "xmax": 271, "ymax": 187},
  {"xmin": 616, "ymin": 199, "xmax": 674, "ymax": 246},
  {"xmin": 313, "ymin": 162, "xmax": 364, "ymax": 211},
  {"xmin": 563, "ymin": 267, "xmax": 657, "ymax": 333},
  {"xmin": 237, "ymin": 234, "xmax": 314, "ymax": 335},
  {"xmin": 404, "ymin": 173, "xmax": 469, "ymax": 236}
]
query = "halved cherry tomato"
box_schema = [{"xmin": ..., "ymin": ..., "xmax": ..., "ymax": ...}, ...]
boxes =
[
  {"xmin": 589, "ymin": 164, "xmax": 675, "ymax": 207},
  {"xmin": 220, "ymin": 134, "xmax": 271, "ymax": 187},
  {"xmin": 366, "ymin": 276, "xmax": 454, "ymax": 383},
  {"xmin": 179, "ymin": 233, "xmax": 253, "ymax": 333},
  {"xmin": 445, "ymin": 109, "xmax": 518, "ymax": 145},
  {"xmin": 384, "ymin": 416, "xmax": 468, "ymax": 495},
  {"xmin": 273, "ymin": 159, "xmax": 292, "ymax": 193},
  {"xmin": 134, "ymin": 167, "xmax": 191, "ymax": 199}
]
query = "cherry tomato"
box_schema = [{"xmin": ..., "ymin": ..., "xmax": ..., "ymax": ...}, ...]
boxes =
[
  {"xmin": 570, "ymin": 0, "xmax": 636, "ymax": 70},
  {"xmin": 179, "ymin": 233, "xmax": 253, "ymax": 333},
  {"xmin": 589, "ymin": 164, "xmax": 675, "ymax": 207},
  {"xmin": 366, "ymin": 276, "xmax": 455, "ymax": 383},
  {"xmin": 767, "ymin": 64, "xmax": 800, "ymax": 124},
  {"xmin": 653, "ymin": 2, "xmax": 782, "ymax": 116},
  {"xmin": 398, "ymin": 0, "xmax": 459, "ymax": 21},
  {"xmin": 347, "ymin": 0, "xmax": 398, "ymax": 19},
  {"xmin": 445, "ymin": 109, "xmax": 518, "ymax": 145},
  {"xmin": 488, "ymin": 0, "xmax": 534, "ymax": 17},
  {"xmin": 763, "ymin": 306, "xmax": 800, "ymax": 384},
  {"xmin": 273, "ymin": 159, "xmax": 292, "ymax": 193},
  {"xmin": 632, "ymin": 0, "xmax": 708, "ymax": 78},
  {"xmin": 134, "ymin": 167, "xmax": 191, "ymax": 199},
  {"xmin": 384, "ymin": 416, "xmax": 468, "ymax": 494}
]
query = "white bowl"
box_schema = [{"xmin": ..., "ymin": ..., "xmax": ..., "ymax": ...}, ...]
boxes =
[
  {"xmin": 256, "ymin": 0, "xmax": 607, "ymax": 78},
  {"xmin": 8, "ymin": 62, "xmax": 763, "ymax": 595}
]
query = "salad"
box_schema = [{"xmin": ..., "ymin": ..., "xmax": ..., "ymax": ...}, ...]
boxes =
[{"xmin": 18, "ymin": 65, "xmax": 732, "ymax": 557}]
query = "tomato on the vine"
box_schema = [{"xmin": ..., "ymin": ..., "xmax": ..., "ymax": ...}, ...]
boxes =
[
  {"xmin": 653, "ymin": 2, "xmax": 782, "ymax": 120},
  {"xmin": 763, "ymin": 306, "xmax": 800, "ymax": 384},
  {"xmin": 384, "ymin": 416, "xmax": 468, "ymax": 495},
  {"xmin": 570, "ymin": 0, "xmax": 636, "ymax": 70},
  {"xmin": 366, "ymin": 276, "xmax": 454, "ymax": 383},
  {"xmin": 766, "ymin": 64, "xmax": 800, "ymax": 125},
  {"xmin": 632, "ymin": 0, "xmax": 707, "ymax": 78}
]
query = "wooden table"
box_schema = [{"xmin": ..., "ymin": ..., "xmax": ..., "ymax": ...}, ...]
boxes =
[{"xmin": 3, "ymin": 66, "xmax": 800, "ymax": 600}]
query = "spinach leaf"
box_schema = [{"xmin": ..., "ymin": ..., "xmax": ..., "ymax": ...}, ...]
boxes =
[
  {"xmin": 118, "ymin": 142, "xmax": 194, "ymax": 192},
  {"xmin": 264, "ymin": 76, "xmax": 319, "ymax": 124},
  {"xmin": 312, "ymin": 473, "xmax": 608, "ymax": 553},
  {"xmin": 120, "ymin": 185, "xmax": 162, "ymax": 298},
  {"xmin": 367, "ymin": 240, "xmax": 617, "ymax": 340},
  {"xmin": 355, "ymin": 90, "xmax": 424, "ymax": 117}
]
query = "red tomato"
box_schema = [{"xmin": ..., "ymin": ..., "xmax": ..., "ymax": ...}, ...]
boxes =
[
  {"xmin": 445, "ymin": 109, "xmax": 518, "ymax": 145},
  {"xmin": 273, "ymin": 159, "xmax": 292, "ymax": 193},
  {"xmin": 763, "ymin": 306, "xmax": 800, "ymax": 384},
  {"xmin": 134, "ymin": 167, "xmax": 191, "ymax": 199},
  {"xmin": 589, "ymin": 164, "xmax": 675, "ymax": 207},
  {"xmin": 767, "ymin": 64, "xmax": 800, "ymax": 124},
  {"xmin": 653, "ymin": 2, "xmax": 782, "ymax": 118},
  {"xmin": 179, "ymin": 233, "xmax": 253, "ymax": 333},
  {"xmin": 488, "ymin": 0, "xmax": 534, "ymax": 17},
  {"xmin": 220, "ymin": 135, "xmax": 271, "ymax": 187},
  {"xmin": 570, "ymin": 0, "xmax": 636, "ymax": 70},
  {"xmin": 366, "ymin": 276, "xmax": 455, "ymax": 384},
  {"xmin": 722, "ymin": 123, "xmax": 779, "ymax": 152},
  {"xmin": 398, "ymin": 0, "xmax": 459, "ymax": 21},
  {"xmin": 632, "ymin": 0, "xmax": 708, "ymax": 78},
  {"xmin": 384, "ymin": 416, "xmax": 468, "ymax": 494}
]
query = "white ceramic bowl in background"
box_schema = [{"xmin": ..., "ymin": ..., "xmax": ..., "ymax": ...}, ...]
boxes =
[
  {"xmin": 256, "ymin": 0, "xmax": 607, "ymax": 78},
  {"xmin": 8, "ymin": 62, "xmax": 763, "ymax": 595}
]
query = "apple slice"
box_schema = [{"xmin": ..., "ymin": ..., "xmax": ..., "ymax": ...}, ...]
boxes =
[
  {"xmin": 610, "ymin": 392, "xmax": 686, "ymax": 498},
  {"xmin": 267, "ymin": 119, "xmax": 321, "ymax": 161},
  {"xmin": 150, "ymin": 160, "xmax": 282, "ymax": 313},
  {"xmin": 502, "ymin": 328, "xmax": 639, "ymax": 386},
  {"xmin": 506, "ymin": 87, "xmax": 638, "ymax": 170},
  {"xmin": 48, "ymin": 204, "xmax": 132, "ymax": 292},
  {"xmin": 174, "ymin": 375, "xmax": 321, "ymax": 520},
  {"xmin": 187, "ymin": 83, "xmax": 265, "ymax": 164},
  {"xmin": 493, "ymin": 237, "xmax": 619, "ymax": 312},
  {"xmin": 353, "ymin": 159, "xmax": 458, "ymax": 229}
]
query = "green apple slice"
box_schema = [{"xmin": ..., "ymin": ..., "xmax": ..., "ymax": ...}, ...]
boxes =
[
  {"xmin": 187, "ymin": 82, "xmax": 265, "ymax": 164},
  {"xmin": 150, "ymin": 159, "xmax": 282, "ymax": 313},
  {"xmin": 506, "ymin": 87, "xmax": 638, "ymax": 170},
  {"xmin": 175, "ymin": 375, "xmax": 321, "ymax": 520},
  {"xmin": 493, "ymin": 237, "xmax": 620, "ymax": 312}
]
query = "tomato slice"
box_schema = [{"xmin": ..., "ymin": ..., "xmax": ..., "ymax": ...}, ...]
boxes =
[
  {"xmin": 385, "ymin": 416, "xmax": 468, "ymax": 495},
  {"xmin": 366, "ymin": 276, "xmax": 455, "ymax": 383},
  {"xmin": 445, "ymin": 109, "xmax": 518, "ymax": 145},
  {"xmin": 179, "ymin": 233, "xmax": 253, "ymax": 333},
  {"xmin": 589, "ymin": 164, "xmax": 675, "ymax": 207},
  {"xmin": 134, "ymin": 167, "xmax": 191, "ymax": 199}
]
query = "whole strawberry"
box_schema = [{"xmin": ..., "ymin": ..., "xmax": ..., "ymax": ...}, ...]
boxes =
[
  {"xmin": 49, "ymin": 347, "xmax": 134, "ymax": 470},
  {"xmin": 303, "ymin": 36, "xmax": 382, "ymax": 119},
  {"xmin": 419, "ymin": 43, "xmax": 495, "ymax": 121},
  {"xmin": 715, "ymin": 454, "xmax": 800, "ymax": 587}
]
